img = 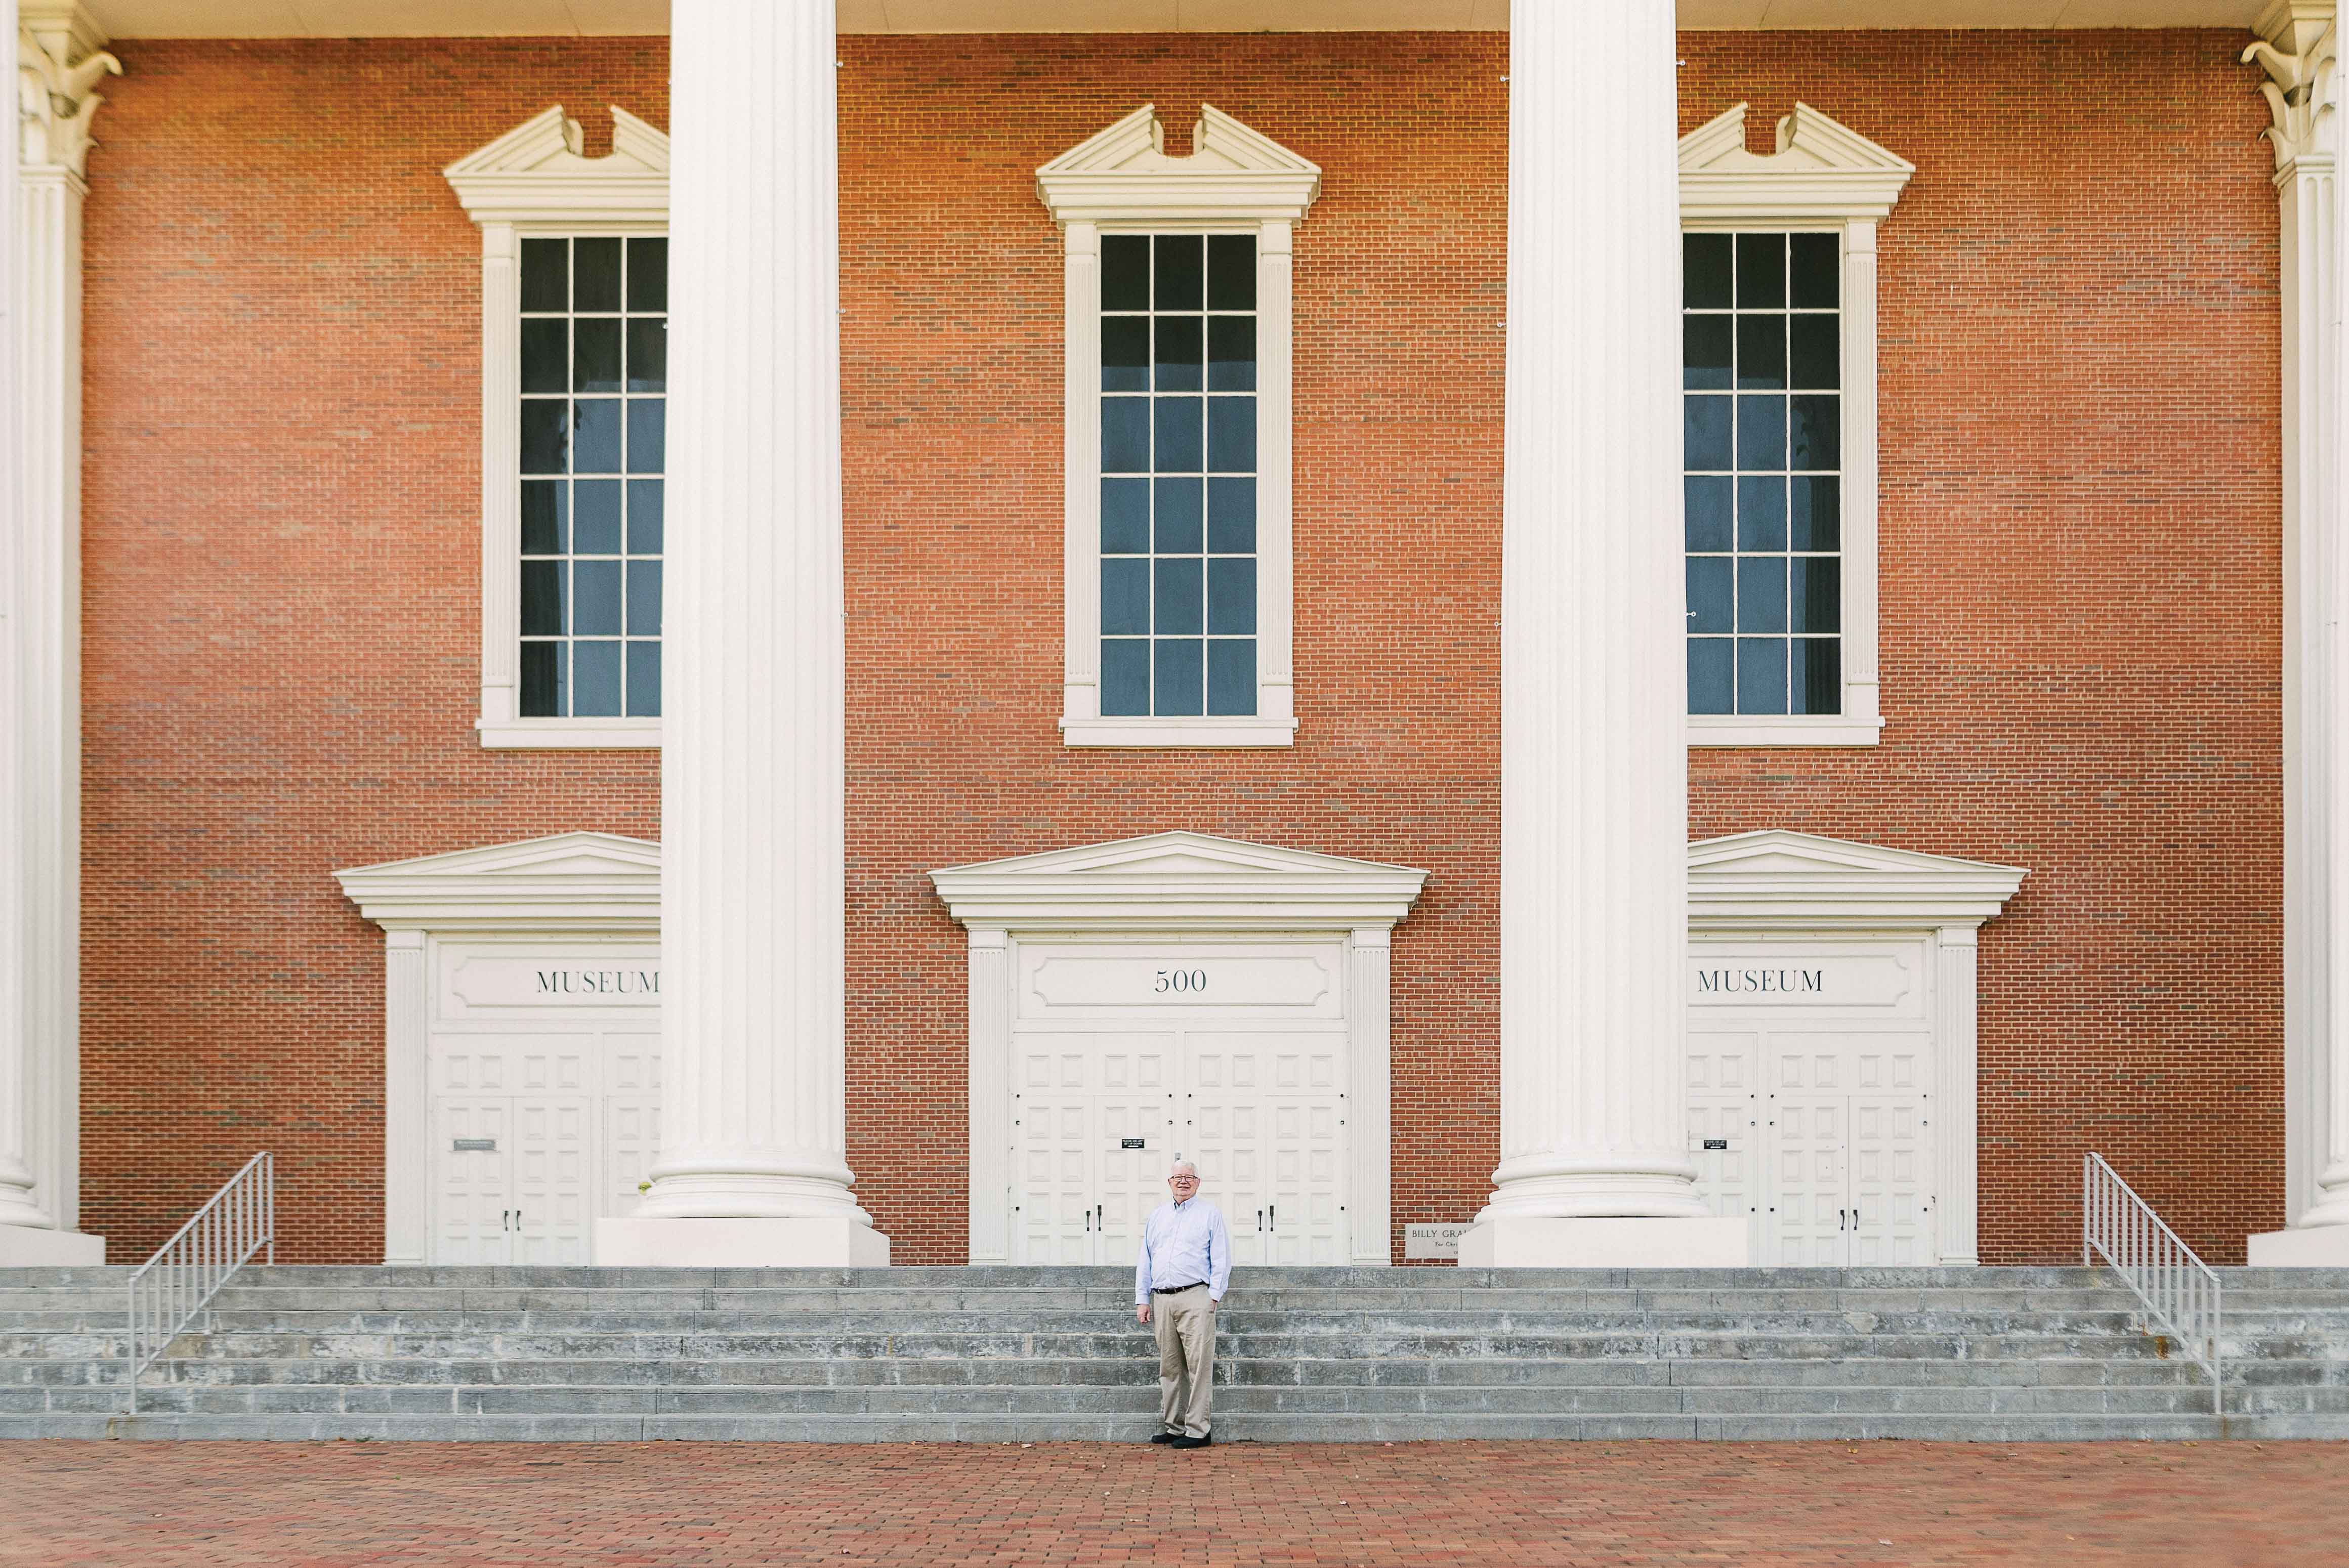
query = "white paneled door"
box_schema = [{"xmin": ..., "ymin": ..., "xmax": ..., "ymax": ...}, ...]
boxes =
[{"xmin": 1010, "ymin": 942, "xmax": 1351, "ymax": 1266}]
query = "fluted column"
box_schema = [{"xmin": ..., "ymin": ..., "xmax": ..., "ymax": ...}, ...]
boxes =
[
  {"xmin": 594, "ymin": 0, "xmax": 887, "ymax": 1267},
  {"xmin": 0, "ymin": 0, "xmax": 107, "ymax": 1266},
  {"xmin": 1458, "ymin": 0, "xmax": 1745, "ymax": 1268}
]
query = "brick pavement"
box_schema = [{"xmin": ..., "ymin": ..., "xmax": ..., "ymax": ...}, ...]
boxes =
[{"xmin": 2, "ymin": 1440, "xmax": 2341, "ymax": 1566}]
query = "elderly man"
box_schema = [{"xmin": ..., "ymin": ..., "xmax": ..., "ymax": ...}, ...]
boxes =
[{"xmin": 1134, "ymin": 1159, "xmax": 1230, "ymax": 1449}]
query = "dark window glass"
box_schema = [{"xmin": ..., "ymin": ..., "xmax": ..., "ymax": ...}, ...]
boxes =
[
  {"xmin": 1789, "ymin": 476, "xmax": 1840, "ymax": 551},
  {"xmin": 573, "ymin": 318, "xmax": 622, "ymax": 392},
  {"xmin": 1788, "ymin": 314, "xmax": 1838, "ymax": 390},
  {"xmin": 1102, "ymin": 479, "xmax": 1151, "ymax": 554},
  {"xmin": 1737, "ymin": 556, "xmax": 1787, "ymax": 633},
  {"xmin": 1688, "ymin": 639, "xmax": 1733, "ymax": 714},
  {"xmin": 627, "ymin": 399, "xmax": 665, "ymax": 474},
  {"xmin": 1207, "ymin": 638, "xmax": 1255, "ymax": 714},
  {"xmin": 1207, "ymin": 557, "xmax": 1255, "ymax": 635},
  {"xmin": 1207, "ymin": 397, "xmax": 1255, "ymax": 472},
  {"xmin": 1101, "ymin": 639, "xmax": 1150, "ymax": 714},
  {"xmin": 1683, "ymin": 315, "xmax": 1732, "ymax": 390},
  {"xmin": 574, "ymin": 238, "xmax": 622, "ymax": 313},
  {"xmin": 572, "ymin": 399, "xmax": 622, "ymax": 473},
  {"xmin": 1154, "ymin": 397, "xmax": 1203, "ymax": 473},
  {"xmin": 1207, "ymin": 317, "xmax": 1255, "ymax": 391},
  {"xmin": 521, "ymin": 482, "xmax": 567, "ymax": 555},
  {"xmin": 521, "ymin": 238, "xmax": 568, "ymax": 312},
  {"xmin": 1685, "ymin": 476, "xmax": 1733, "ymax": 553},
  {"xmin": 1686, "ymin": 558, "xmax": 1732, "ymax": 635},
  {"xmin": 627, "ymin": 480, "xmax": 663, "ymax": 554},
  {"xmin": 1684, "ymin": 396, "xmax": 1731, "ymax": 471},
  {"xmin": 1791, "ymin": 637, "xmax": 1841, "ymax": 713},
  {"xmin": 1102, "ymin": 317, "xmax": 1149, "ymax": 391},
  {"xmin": 1683, "ymin": 233, "xmax": 1732, "ymax": 309},
  {"xmin": 573, "ymin": 560, "xmax": 623, "ymax": 637},
  {"xmin": 1789, "ymin": 232, "xmax": 1838, "ymax": 309},
  {"xmin": 572, "ymin": 640, "xmax": 623, "ymax": 715},
  {"xmin": 1207, "ymin": 479, "xmax": 1256, "ymax": 554},
  {"xmin": 1790, "ymin": 395, "xmax": 1839, "ymax": 470},
  {"xmin": 1154, "ymin": 558, "xmax": 1204, "ymax": 636},
  {"xmin": 1735, "ymin": 314, "xmax": 1785, "ymax": 390},
  {"xmin": 521, "ymin": 401, "xmax": 569, "ymax": 474},
  {"xmin": 520, "ymin": 560, "xmax": 565, "ymax": 636},
  {"xmin": 1102, "ymin": 399, "xmax": 1150, "ymax": 472},
  {"xmin": 1736, "ymin": 477, "xmax": 1786, "ymax": 552},
  {"xmin": 1153, "ymin": 638, "xmax": 1204, "ymax": 715},
  {"xmin": 1736, "ymin": 636, "xmax": 1788, "ymax": 714},
  {"xmin": 627, "ymin": 561, "xmax": 662, "ymax": 636},
  {"xmin": 1102, "ymin": 235, "xmax": 1150, "ymax": 311},
  {"xmin": 1155, "ymin": 316, "xmax": 1203, "ymax": 391},
  {"xmin": 1101, "ymin": 559, "xmax": 1150, "ymax": 635},
  {"xmin": 1207, "ymin": 234, "xmax": 1255, "ymax": 311},
  {"xmin": 1154, "ymin": 479, "xmax": 1202, "ymax": 554},
  {"xmin": 627, "ymin": 318, "xmax": 666, "ymax": 392},
  {"xmin": 574, "ymin": 481, "xmax": 623, "ymax": 554},
  {"xmin": 521, "ymin": 319, "xmax": 568, "ymax": 393},
  {"xmin": 1792, "ymin": 557, "xmax": 1841, "ymax": 634},
  {"xmin": 1736, "ymin": 395, "xmax": 1786, "ymax": 472},
  {"xmin": 626, "ymin": 639, "xmax": 661, "ymax": 717},
  {"xmin": 626, "ymin": 237, "xmax": 668, "ymax": 313},
  {"xmin": 1154, "ymin": 235, "xmax": 1203, "ymax": 310},
  {"xmin": 520, "ymin": 641, "xmax": 562, "ymax": 716},
  {"xmin": 1735, "ymin": 233, "xmax": 1784, "ymax": 309}
]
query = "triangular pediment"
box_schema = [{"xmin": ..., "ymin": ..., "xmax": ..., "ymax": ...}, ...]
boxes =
[
  {"xmin": 1679, "ymin": 102, "xmax": 1914, "ymax": 222},
  {"xmin": 931, "ymin": 832, "xmax": 1424, "ymax": 933},
  {"xmin": 338, "ymin": 832, "xmax": 660, "ymax": 930},
  {"xmin": 444, "ymin": 106, "xmax": 668, "ymax": 225},
  {"xmin": 1688, "ymin": 830, "xmax": 2024, "ymax": 932},
  {"xmin": 1035, "ymin": 104, "xmax": 1320, "ymax": 227}
]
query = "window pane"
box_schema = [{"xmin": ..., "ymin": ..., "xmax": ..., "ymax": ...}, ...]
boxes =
[
  {"xmin": 1686, "ymin": 558, "xmax": 1732, "ymax": 635},
  {"xmin": 627, "ymin": 479, "xmax": 663, "ymax": 554},
  {"xmin": 1788, "ymin": 314, "xmax": 1838, "ymax": 390},
  {"xmin": 1101, "ymin": 558, "xmax": 1150, "ymax": 635},
  {"xmin": 1791, "ymin": 637, "xmax": 1841, "ymax": 714},
  {"xmin": 1683, "ymin": 233, "xmax": 1732, "ymax": 309},
  {"xmin": 1736, "ymin": 476, "xmax": 1786, "ymax": 552},
  {"xmin": 1791, "ymin": 394, "xmax": 1840, "ymax": 470},
  {"xmin": 573, "ymin": 318, "xmax": 621, "ymax": 392},
  {"xmin": 1683, "ymin": 315, "xmax": 1731, "ymax": 390},
  {"xmin": 574, "ymin": 560, "xmax": 623, "ymax": 636},
  {"xmin": 574, "ymin": 238, "xmax": 622, "ymax": 313},
  {"xmin": 627, "ymin": 318, "xmax": 667, "ymax": 392},
  {"xmin": 1154, "ymin": 558, "xmax": 1204, "ymax": 636},
  {"xmin": 521, "ymin": 401, "xmax": 569, "ymax": 474},
  {"xmin": 520, "ymin": 560, "xmax": 565, "ymax": 636},
  {"xmin": 626, "ymin": 237, "xmax": 668, "ymax": 312},
  {"xmin": 1101, "ymin": 398, "xmax": 1150, "ymax": 472},
  {"xmin": 520, "ymin": 640, "xmax": 562, "ymax": 716},
  {"xmin": 1684, "ymin": 396, "xmax": 1731, "ymax": 471},
  {"xmin": 1735, "ymin": 314, "xmax": 1785, "ymax": 390},
  {"xmin": 1736, "ymin": 394, "xmax": 1786, "ymax": 472},
  {"xmin": 572, "ymin": 640, "xmax": 623, "ymax": 715},
  {"xmin": 1792, "ymin": 556, "xmax": 1840, "ymax": 634},
  {"xmin": 1736, "ymin": 637, "xmax": 1788, "ymax": 714},
  {"xmin": 627, "ymin": 399, "xmax": 665, "ymax": 474},
  {"xmin": 1155, "ymin": 316, "xmax": 1202, "ymax": 391},
  {"xmin": 1207, "ymin": 638, "xmax": 1255, "ymax": 714},
  {"xmin": 1735, "ymin": 233, "xmax": 1784, "ymax": 308},
  {"xmin": 1102, "ymin": 479, "xmax": 1150, "ymax": 554},
  {"xmin": 572, "ymin": 399, "xmax": 622, "ymax": 473},
  {"xmin": 1789, "ymin": 232, "xmax": 1838, "ymax": 309},
  {"xmin": 1689, "ymin": 639, "xmax": 1733, "ymax": 714},
  {"xmin": 625, "ymin": 639, "xmax": 661, "ymax": 717},
  {"xmin": 521, "ymin": 238, "xmax": 567, "ymax": 312},
  {"xmin": 1154, "ymin": 397, "xmax": 1203, "ymax": 473},
  {"xmin": 1208, "ymin": 234, "xmax": 1255, "ymax": 311},
  {"xmin": 1102, "ymin": 235, "xmax": 1150, "ymax": 311},
  {"xmin": 521, "ymin": 319, "xmax": 568, "ymax": 393},
  {"xmin": 627, "ymin": 560, "xmax": 662, "ymax": 636},
  {"xmin": 1207, "ymin": 557, "xmax": 1255, "ymax": 635},
  {"xmin": 1207, "ymin": 316, "xmax": 1255, "ymax": 391},
  {"xmin": 1154, "ymin": 235, "xmax": 1202, "ymax": 310},
  {"xmin": 1685, "ymin": 476, "xmax": 1732, "ymax": 553},
  {"xmin": 1153, "ymin": 638, "xmax": 1204, "ymax": 715},
  {"xmin": 1207, "ymin": 478, "xmax": 1256, "ymax": 554},
  {"xmin": 521, "ymin": 481, "xmax": 567, "ymax": 555},
  {"xmin": 1790, "ymin": 476, "xmax": 1839, "ymax": 551},
  {"xmin": 1154, "ymin": 478, "xmax": 1202, "ymax": 554},
  {"xmin": 1207, "ymin": 397, "xmax": 1255, "ymax": 472},
  {"xmin": 574, "ymin": 481, "xmax": 623, "ymax": 554},
  {"xmin": 1737, "ymin": 556, "xmax": 1787, "ymax": 633},
  {"xmin": 1101, "ymin": 639, "xmax": 1150, "ymax": 715},
  {"xmin": 1102, "ymin": 317, "xmax": 1149, "ymax": 391}
]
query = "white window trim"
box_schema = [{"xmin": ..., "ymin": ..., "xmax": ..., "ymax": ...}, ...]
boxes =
[
  {"xmin": 1035, "ymin": 105, "xmax": 1319, "ymax": 747},
  {"xmin": 1679, "ymin": 102, "xmax": 1914, "ymax": 748},
  {"xmin": 444, "ymin": 106, "xmax": 669, "ymax": 748}
]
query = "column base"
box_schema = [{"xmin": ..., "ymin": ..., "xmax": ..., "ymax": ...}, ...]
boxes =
[
  {"xmin": 2247, "ymin": 1225, "xmax": 2349, "ymax": 1267},
  {"xmin": 594, "ymin": 1216, "xmax": 889, "ymax": 1268},
  {"xmin": 1457, "ymin": 1215, "xmax": 1749, "ymax": 1269},
  {"xmin": 0, "ymin": 1226, "xmax": 105, "ymax": 1266}
]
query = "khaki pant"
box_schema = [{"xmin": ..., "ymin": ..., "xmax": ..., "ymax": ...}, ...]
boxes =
[{"xmin": 1150, "ymin": 1284, "xmax": 1215, "ymax": 1437}]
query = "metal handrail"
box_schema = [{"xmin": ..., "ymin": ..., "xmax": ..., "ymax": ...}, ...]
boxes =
[
  {"xmin": 124, "ymin": 1152, "xmax": 274, "ymax": 1412},
  {"xmin": 2082, "ymin": 1152, "xmax": 2222, "ymax": 1410}
]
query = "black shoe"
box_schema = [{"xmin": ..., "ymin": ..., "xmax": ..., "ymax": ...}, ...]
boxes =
[
  {"xmin": 1148, "ymin": 1431, "xmax": 1180, "ymax": 1444},
  {"xmin": 1169, "ymin": 1433, "xmax": 1212, "ymax": 1450}
]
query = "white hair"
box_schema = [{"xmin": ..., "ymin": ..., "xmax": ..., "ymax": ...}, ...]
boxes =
[{"xmin": 1169, "ymin": 1159, "xmax": 1199, "ymax": 1178}]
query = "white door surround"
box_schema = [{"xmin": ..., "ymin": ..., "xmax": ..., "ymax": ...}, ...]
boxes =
[
  {"xmin": 930, "ymin": 832, "xmax": 1428, "ymax": 1267},
  {"xmin": 1686, "ymin": 830, "xmax": 2028, "ymax": 1266},
  {"xmin": 337, "ymin": 832, "xmax": 661, "ymax": 1265}
]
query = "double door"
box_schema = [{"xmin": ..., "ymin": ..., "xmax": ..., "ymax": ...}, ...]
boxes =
[{"xmin": 434, "ymin": 1094, "xmax": 594, "ymax": 1264}]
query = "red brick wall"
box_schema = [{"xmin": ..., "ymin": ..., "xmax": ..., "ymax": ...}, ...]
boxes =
[{"xmin": 77, "ymin": 29, "xmax": 2281, "ymax": 1265}]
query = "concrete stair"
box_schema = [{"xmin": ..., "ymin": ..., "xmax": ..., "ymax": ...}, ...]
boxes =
[{"xmin": 4, "ymin": 1264, "xmax": 2346, "ymax": 1442}]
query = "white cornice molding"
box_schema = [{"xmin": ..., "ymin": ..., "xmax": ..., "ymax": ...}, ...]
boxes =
[
  {"xmin": 931, "ymin": 831, "xmax": 1426, "ymax": 933},
  {"xmin": 1035, "ymin": 103, "xmax": 1320, "ymax": 228},
  {"xmin": 1679, "ymin": 101, "xmax": 1916, "ymax": 223},
  {"xmin": 443, "ymin": 104, "xmax": 668, "ymax": 227},
  {"xmin": 336, "ymin": 832, "xmax": 661, "ymax": 932},
  {"xmin": 2244, "ymin": 1, "xmax": 2338, "ymax": 173},
  {"xmin": 1687, "ymin": 830, "xmax": 2026, "ymax": 933},
  {"xmin": 17, "ymin": 3, "xmax": 121, "ymax": 180}
]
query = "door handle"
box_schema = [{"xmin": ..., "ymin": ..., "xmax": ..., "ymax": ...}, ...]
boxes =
[
  {"xmin": 501, "ymin": 1209, "xmax": 510, "ymax": 1231},
  {"xmin": 1256, "ymin": 1208, "xmax": 1264, "ymax": 1233},
  {"xmin": 1269, "ymin": 1204, "xmax": 1276, "ymax": 1231},
  {"xmin": 1096, "ymin": 1204, "xmax": 1104, "ymax": 1231},
  {"xmin": 1838, "ymin": 1209, "xmax": 1846, "ymax": 1231},
  {"xmin": 1084, "ymin": 1209, "xmax": 1093, "ymax": 1233}
]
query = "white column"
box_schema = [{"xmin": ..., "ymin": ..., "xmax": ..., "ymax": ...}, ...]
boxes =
[
  {"xmin": 2249, "ymin": 3, "xmax": 2349, "ymax": 1265},
  {"xmin": 0, "ymin": 0, "xmax": 107, "ymax": 1266},
  {"xmin": 1458, "ymin": 0, "xmax": 1744, "ymax": 1268},
  {"xmin": 964, "ymin": 927, "xmax": 1010, "ymax": 1263},
  {"xmin": 595, "ymin": 0, "xmax": 886, "ymax": 1268},
  {"xmin": 1933, "ymin": 927, "xmax": 1981, "ymax": 1266},
  {"xmin": 1347, "ymin": 927, "xmax": 1393, "ymax": 1266}
]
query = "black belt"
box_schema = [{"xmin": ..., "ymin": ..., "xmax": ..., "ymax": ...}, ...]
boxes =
[{"xmin": 1151, "ymin": 1282, "xmax": 1206, "ymax": 1295}]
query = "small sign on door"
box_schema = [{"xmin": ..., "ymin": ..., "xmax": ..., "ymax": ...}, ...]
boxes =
[
  {"xmin": 1120, "ymin": 1137, "xmax": 1146, "ymax": 1149},
  {"xmin": 1702, "ymin": 1138, "xmax": 1729, "ymax": 1151},
  {"xmin": 452, "ymin": 1137, "xmax": 497, "ymax": 1153}
]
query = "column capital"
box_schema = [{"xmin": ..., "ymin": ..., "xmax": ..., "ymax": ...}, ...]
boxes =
[
  {"xmin": 2244, "ymin": 1, "xmax": 2338, "ymax": 173},
  {"xmin": 17, "ymin": 2, "xmax": 118, "ymax": 181}
]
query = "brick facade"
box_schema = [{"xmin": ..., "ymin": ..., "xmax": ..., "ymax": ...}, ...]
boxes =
[{"xmin": 75, "ymin": 29, "xmax": 2282, "ymax": 1264}]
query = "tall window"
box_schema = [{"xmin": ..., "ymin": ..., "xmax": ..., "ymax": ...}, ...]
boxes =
[
  {"xmin": 1682, "ymin": 231, "xmax": 1841, "ymax": 718},
  {"xmin": 518, "ymin": 235, "xmax": 666, "ymax": 719},
  {"xmin": 1098, "ymin": 233, "xmax": 1259, "ymax": 718}
]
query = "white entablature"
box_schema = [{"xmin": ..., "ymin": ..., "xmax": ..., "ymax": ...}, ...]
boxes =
[
  {"xmin": 1679, "ymin": 101, "xmax": 1915, "ymax": 223},
  {"xmin": 931, "ymin": 831, "xmax": 1424, "ymax": 933},
  {"xmin": 335, "ymin": 832, "xmax": 661, "ymax": 933},
  {"xmin": 1034, "ymin": 103, "xmax": 1320, "ymax": 228},
  {"xmin": 1688, "ymin": 830, "xmax": 2028, "ymax": 934},
  {"xmin": 442, "ymin": 103, "xmax": 668, "ymax": 226}
]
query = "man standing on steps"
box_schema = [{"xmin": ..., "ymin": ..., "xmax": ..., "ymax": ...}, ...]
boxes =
[{"xmin": 1135, "ymin": 1159, "xmax": 1230, "ymax": 1449}]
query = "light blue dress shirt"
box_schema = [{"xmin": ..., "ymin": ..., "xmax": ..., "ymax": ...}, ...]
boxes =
[{"xmin": 1135, "ymin": 1196, "xmax": 1231, "ymax": 1304}]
